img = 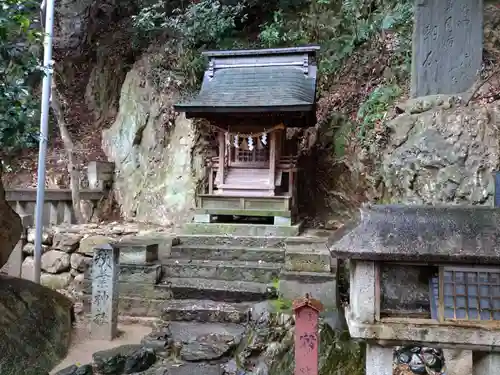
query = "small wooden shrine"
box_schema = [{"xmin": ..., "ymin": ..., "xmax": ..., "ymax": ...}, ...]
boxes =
[{"xmin": 175, "ymin": 46, "xmax": 320, "ymax": 226}]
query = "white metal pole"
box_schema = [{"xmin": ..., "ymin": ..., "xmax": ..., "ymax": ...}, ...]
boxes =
[{"xmin": 34, "ymin": 0, "xmax": 56, "ymax": 284}]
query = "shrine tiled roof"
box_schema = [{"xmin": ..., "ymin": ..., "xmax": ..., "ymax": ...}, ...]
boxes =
[
  {"xmin": 174, "ymin": 46, "xmax": 319, "ymax": 114},
  {"xmin": 328, "ymin": 204, "xmax": 500, "ymax": 264}
]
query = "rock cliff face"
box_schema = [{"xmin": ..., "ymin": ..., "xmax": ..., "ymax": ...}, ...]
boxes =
[
  {"xmin": 0, "ymin": 167, "xmax": 21, "ymax": 269},
  {"xmin": 102, "ymin": 57, "xmax": 206, "ymax": 225},
  {"xmin": 381, "ymin": 95, "xmax": 500, "ymax": 205}
]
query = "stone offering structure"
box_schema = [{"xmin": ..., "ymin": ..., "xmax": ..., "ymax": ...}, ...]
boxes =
[
  {"xmin": 329, "ymin": 204, "xmax": 500, "ymax": 375},
  {"xmin": 411, "ymin": 0, "xmax": 484, "ymax": 97}
]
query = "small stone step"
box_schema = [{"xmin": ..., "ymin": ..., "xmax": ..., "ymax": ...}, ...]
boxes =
[
  {"xmin": 157, "ymin": 277, "xmax": 275, "ymax": 302},
  {"xmin": 183, "ymin": 221, "xmax": 301, "ymax": 236},
  {"xmin": 169, "ymin": 244, "xmax": 285, "ymax": 262},
  {"xmin": 161, "ymin": 299, "xmax": 251, "ymax": 323},
  {"xmin": 114, "ymin": 239, "xmax": 159, "ymax": 264},
  {"xmin": 161, "ymin": 259, "xmax": 281, "ymax": 283},
  {"xmin": 177, "ymin": 234, "xmax": 288, "ymax": 248}
]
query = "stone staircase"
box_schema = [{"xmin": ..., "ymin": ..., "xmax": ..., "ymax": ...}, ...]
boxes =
[
  {"xmin": 156, "ymin": 235, "xmax": 286, "ymax": 324},
  {"xmin": 84, "ymin": 231, "xmax": 336, "ymax": 322},
  {"xmin": 82, "ymin": 230, "xmax": 336, "ymax": 374}
]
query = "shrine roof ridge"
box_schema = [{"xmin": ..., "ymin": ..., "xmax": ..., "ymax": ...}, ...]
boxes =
[
  {"xmin": 328, "ymin": 204, "xmax": 500, "ymax": 264},
  {"xmin": 174, "ymin": 45, "xmax": 320, "ymax": 124},
  {"xmin": 202, "ymin": 45, "xmax": 320, "ymax": 58}
]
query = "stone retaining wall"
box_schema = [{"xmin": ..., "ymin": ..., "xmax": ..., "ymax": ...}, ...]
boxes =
[{"xmin": 20, "ymin": 223, "xmax": 170, "ymax": 297}]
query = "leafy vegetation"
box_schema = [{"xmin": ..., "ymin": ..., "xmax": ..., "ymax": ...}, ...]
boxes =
[
  {"xmin": 133, "ymin": 0, "xmax": 413, "ymax": 143},
  {"xmin": 0, "ymin": 0, "xmax": 41, "ymax": 151}
]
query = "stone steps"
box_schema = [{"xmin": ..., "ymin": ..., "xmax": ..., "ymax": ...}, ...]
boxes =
[
  {"xmin": 176, "ymin": 234, "xmax": 289, "ymax": 248},
  {"xmin": 160, "ymin": 299, "xmax": 251, "ymax": 324},
  {"xmin": 182, "ymin": 221, "xmax": 301, "ymax": 236},
  {"xmin": 161, "ymin": 259, "xmax": 281, "ymax": 283},
  {"xmin": 157, "ymin": 277, "xmax": 275, "ymax": 302},
  {"xmin": 169, "ymin": 244, "xmax": 285, "ymax": 263}
]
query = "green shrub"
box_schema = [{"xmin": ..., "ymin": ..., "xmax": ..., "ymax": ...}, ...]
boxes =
[{"xmin": 0, "ymin": 0, "xmax": 42, "ymax": 151}]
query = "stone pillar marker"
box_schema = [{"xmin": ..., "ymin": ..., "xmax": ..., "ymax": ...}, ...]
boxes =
[
  {"xmin": 90, "ymin": 243, "xmax": 120, "ymax": 340},
  {"xmin": 293, "ymin": 294, "xmax": 323, "ymax": 375},
  {"xmin": 411, "ymin": 0, "xmax": 483, "ymax": 97}
]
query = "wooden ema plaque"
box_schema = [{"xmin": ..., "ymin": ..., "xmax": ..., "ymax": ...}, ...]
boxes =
[{"xmin": 293, "ymin": 294, "xmax": 324, "ymax": 375}]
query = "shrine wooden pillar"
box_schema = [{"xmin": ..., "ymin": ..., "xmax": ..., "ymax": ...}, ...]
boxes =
[
  {"xmin": 269, "ymin": 131, "xmax": 276, "ymax": 188},
  {"xmin": 218, "ymin": 131, "xmax": 225, "ymax": 185}
]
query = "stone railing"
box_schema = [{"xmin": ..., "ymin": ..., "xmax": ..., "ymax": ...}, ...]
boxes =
[{"xmin": 5, "ymin": 161, "xmax": 114, "ymax": 226}]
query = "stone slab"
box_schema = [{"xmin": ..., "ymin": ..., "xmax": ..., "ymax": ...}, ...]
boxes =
[
  {"xmin": 161, "ymin": 299, "xmax": 251, "ymax": 324},
  {"xmin": 346, "ymin": 309, "xmax": 500, "ymax": 350},
  {"xmin": 83, "ymin": 281, "xmax": 171, "ymax": 299},
  {"xmin": 411, "ymin": 0, "xmax": 483, "ymax": 97},
  {"xmin": 83, "ymin": 295, "xmax": 168, "ymax": 318},
  {"xmin": 329, "ymin": 205, "xmax": 500, "ymax": 264},
  {"xmin": 183, "ymin": 222, "xmax": 302, "ymax": 236},
  {"xmin": 177, "ymin": 234, "xmax": 288, "ymax": 248},
  {"xmin": 161, "ymin": 259, "xmax": 280, "ymax": 283},
  {"xmin": 278, "ymin": 270, "xmax": 337, "ymax": 307},
  {"xmin": 114, "ymin": 240, "xmax": 158, "ymax": 264},
  {"xmin": 159, "ymin": 277, "xmax": 273, "ymax": 302},
  {"xmin": 366, "ymin": 344, "xmax": 393, "ymax": 375},
  {"xmin": 285, "ymin": 242, "xmax": 331, "ymax": 272},
  {"xmin": 473, "ymin": 352, "xmax": 500, "ymax": 375},
  {"xmin": 170, "ymin": 244, "xmax": 285, "ymax": 263},
  {"xmin": 119, "ymin": 264, "xmax": 162, "ymax": 284},
  {"xmin": 85, "ymin": 264, "xmax": 162, "ymax": 284}
]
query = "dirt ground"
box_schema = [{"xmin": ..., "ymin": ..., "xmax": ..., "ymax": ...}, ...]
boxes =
[{"xmin": 50, "ymin": 323, "xmax": 153, "ymax": 374}]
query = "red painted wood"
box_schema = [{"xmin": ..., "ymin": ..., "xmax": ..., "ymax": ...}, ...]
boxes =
[{"xmin": 293, "ymin": 296, "xmax": 323, "ymax": 375}]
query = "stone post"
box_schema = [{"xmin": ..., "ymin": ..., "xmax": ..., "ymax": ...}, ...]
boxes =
[
  {"xmin": 411, "ymin": 0, "xmax": 483, "ymax": 97},
  {"xmin": 87, "ymin": 161, "xmax": 115, "ymax": 190},
  {"xmin": 293, "ymin": 294, "xmax": 323, "ymax": 375},
  {"xmin": 90, "ymin": 243, "xmax": 120, "ymax": 340},
  {"xmin": 1, "ymin": 214, "xmax": 32, "ymax": 277},
  {"xmin": 366, "ymin": 344, "xmax": 394, "ymax": 375},
  {"xmin": 472, "ymin": 352, "xmax": 500, "ymax": 375}
]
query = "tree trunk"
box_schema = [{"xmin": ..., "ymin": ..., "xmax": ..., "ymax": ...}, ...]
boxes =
[{"xmin": 50, "ymin": 82, "xmax": 85, "ymax": 224}]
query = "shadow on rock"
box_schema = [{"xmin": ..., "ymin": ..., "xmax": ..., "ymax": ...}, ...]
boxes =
[{"xmin": 0, "ymin": 275, "xmax": 73, "ymax": 375}]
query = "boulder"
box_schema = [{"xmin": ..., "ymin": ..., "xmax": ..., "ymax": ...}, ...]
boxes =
[
  {"xmin": 181, "ymin": 333, "xmax": 240, "ymax": 361},
  {"xmin": 27, "ymin": 227, "xmax": 53, "ymax": 245},
  {"xmin": 70, "ymin": 253, "xmax": 92, "ymax": 272},
  {"xmin": 92, "ymin": 345, "xmax": 156, "ymax": 374},
  {"xmin": 41, "ymin": 250, "xmax": 71, "ymax": 273},
  {"xmin": 0, "ymin": 275, "xmax": 73, "ymax": 375},
  {"xmin": 54, "ymin": 364, "xmax": 93, "ymax": 375},
  {"xmin": 0, "ymin": 170, "xmax": 22, "ymax": 269},
  {"xmin": 78, "ymin": 235, "xmax": 114, "ymax": 255},
  {"xmin": 22, "ymin": 243, "xmax": 50, "ymax": 255},
  {"xmin": 52, "ymin": 233, "xmax": 83, "ymax": 253},
  {"xmin": 41, "ymin": 272, "xmax": 73, "ymax": 290}
]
